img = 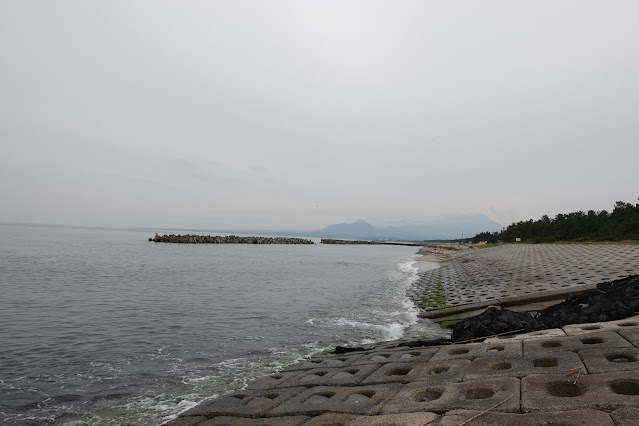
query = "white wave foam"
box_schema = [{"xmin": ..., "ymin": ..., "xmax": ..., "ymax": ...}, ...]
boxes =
[
  {"xmin": 305, "ymin": 256, "xmax": 423, "ymax": 344},
  {"xmin": 158, "ymin": 252, "xmax": 436, "ymax": 426},
  {"xmin": 381, "ymin": 322, "xmax": 405, "ymax": 341},
  {"xmin": 182, "ymin": 374, "xmax": 220, "ymax": 384},
  {"xmin": 379, "ymin": 257, "xmax": 421, "ymax": 340},
  {"xmin": 324, "ymin": 317, "xmax": 409, "ymax": 342},
  {"xmin": 402, "ymin": 297, "xmax": 419, "ymax": 324},
  {"xmin": 217, "ymin": 358, "xmax": 250, "ymax": 369},
  {"xmin": 397, "ymin": 258, "xmax": 419, "ymax": 277}
]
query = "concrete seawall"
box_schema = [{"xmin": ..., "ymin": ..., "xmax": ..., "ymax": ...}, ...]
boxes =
[
  {"xmin": 411, "ymin": 244, "xmax": 639, "ymax": 328},
  {"xmin": 166, "ymin": 316, "xmax": 639, "ymax": 425},
  {"xmin": 165, "ymin": 244, "xmax": 639, "ymax": 425}
]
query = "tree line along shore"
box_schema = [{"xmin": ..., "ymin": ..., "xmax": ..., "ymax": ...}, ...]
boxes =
[{"xmin": 473, "ymin": 200, "xmax": 639, "ymax": 244}]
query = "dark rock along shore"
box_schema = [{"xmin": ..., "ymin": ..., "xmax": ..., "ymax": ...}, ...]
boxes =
[{"xmin": 451, "ymin": 275, "xmax": 639, "ymax": 342}]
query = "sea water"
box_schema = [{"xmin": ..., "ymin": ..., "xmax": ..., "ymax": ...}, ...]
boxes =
[{"xmin": 0, "ymin": 223, "xmax": 444, "ymax": 425}]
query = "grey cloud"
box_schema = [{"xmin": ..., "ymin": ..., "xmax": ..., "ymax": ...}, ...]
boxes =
[
  {"xmin": 165, "ymin": 158, "xmax": 233, "ymax": 184},
  {"xmin": 1, "ymin": 1, "xmax": 638, "ymax": 229}
]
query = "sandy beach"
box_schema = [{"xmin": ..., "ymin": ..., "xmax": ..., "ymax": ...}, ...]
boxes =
[
  {"xmin": 413, "ymin": 243, "xmax": 476, "ymax": 272},
  {"xmin": 415, "ymin": 244, "xmax": 475, "ymax": 262}
]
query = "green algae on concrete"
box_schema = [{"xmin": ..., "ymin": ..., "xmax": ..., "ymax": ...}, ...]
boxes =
[
  {"xmin": 420, "ymin": 280, "xmax": 451, "ymax": 310},
  {"xmin": 430, "ymin": 308, "xmax": 484, "ymax": 329},
  {"xmin": 417, "ymin": 277, "xmax": 462, "ymax": 328},
  {"xmin": 419, "ymin": 306, "xmax": 460, "ymax": 319},
  {"xmin": 417, "ymin": 279, "xmax": 467, "ymax": 328}
]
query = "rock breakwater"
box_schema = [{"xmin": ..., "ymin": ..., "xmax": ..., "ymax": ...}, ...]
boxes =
[
  {"xmin": 150, "ymin": 234, "xmax": 314, "ymax": 244},
  {"xmin": 321, "ymin": 239, "xmax": 422, "ymax": 246},
  {"xmin": 321, "ymin": 239, "xmax": 377, "ymax": 245}
]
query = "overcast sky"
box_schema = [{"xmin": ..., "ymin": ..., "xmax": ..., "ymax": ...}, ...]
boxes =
[{"xmin": 1, "ymin": 1, "xmax": 638, "ymax": 230}]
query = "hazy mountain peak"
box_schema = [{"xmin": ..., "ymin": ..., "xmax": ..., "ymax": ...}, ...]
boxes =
[
  {"xmin": 308, "ymin": 219, "xmax": 379, "ymax": 239},
  {"xmin": 309, "ymin": 214, "xmax": 502, "ymax": 241}
]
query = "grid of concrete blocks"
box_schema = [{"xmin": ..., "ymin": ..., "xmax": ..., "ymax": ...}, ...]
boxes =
[
  {"xmin": 409, "ymin": 244, "xmax": 639, "ymax": 309},
  {"xmin": 166, "ymin": 315, "xmax": 639, "ymax": 426}
]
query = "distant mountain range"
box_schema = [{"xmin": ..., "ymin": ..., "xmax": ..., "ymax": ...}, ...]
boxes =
[
  {"xmin": 307, "ymin": 219, "xmax": 380, "ymax": 239},
  {"xmin": 304, "ymin": 214, "xmax": 503, "ymax": 241},
  {"xmin": 188, "ymin": 214, "xmax": 503, "ymax": 241}
]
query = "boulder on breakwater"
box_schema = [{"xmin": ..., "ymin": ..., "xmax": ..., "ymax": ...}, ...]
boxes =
[{"xmin": 149, "ymin": 234, "xmax": 314, "ymax": 244}]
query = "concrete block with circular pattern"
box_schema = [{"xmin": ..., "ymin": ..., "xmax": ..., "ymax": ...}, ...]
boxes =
[
  {"xmin": 350, "ymin": 347, "xmax": 438, "ymax": 366},
  {"xmin": 484, "ymin": 328, "xmax": 566, "ymax": 343},
  {"xmin": 464, "ymin": 351, "xmax": 585, "ymax": 380},
  {"xmin": 346, "ymin": 412, "xmax": 440, "ymax": 425},
  {"xmin": 578, "ymin": 347, "xmax": 639, "ymax": 374},
  {"xmin": 179, "ymin": 387, "xmax": 307, "ymax": 418},
  {"xmin": 267, "ymin": 384, "xmax": 402, "ymax": 417},
  {"xmin": 282, "ymin": 354, "xmax": 365, "ymax": 371},
  {"xmin": 523, "ymin": 331, "xmax": 632, "ymax": 354},
  {"xmin": 563, "ymin": 315, "xmax": 639, "ymax": 336},
  {"xmin": 439, "ymin": 408, "xmax": 614, "ymax": 426},
  {"xmin": 199, "ymin": 416, "xmax": 310, "ymax": 425},
  {"xmin": 274, "ymin": 364, "xmax": 382, "ymax": 388},
  {"xmin": 430, "ymin": 341, "xmax": 522, "ymax": 361},
  {"xmin": 248, "ymin": 371, "xmax": 304, "ymax": 389},
  {"xmin": 301, "ymin": 413, "xmax": 360, "ymax": 426},
  {"xmin": 381, "ymin": 377, "xmax": 520, "ymax": 414},
  {"xmin": 361, "ymin": 359, "xmax": 471, "ymax": 385},
  {"xmin": 521, "ymin": 370, "xmax": 639, "ymax": 413}
]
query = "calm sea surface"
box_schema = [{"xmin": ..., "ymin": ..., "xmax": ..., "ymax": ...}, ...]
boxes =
[{"xmin": 0, "ymin": 223, "xmax": 443, "ymax": 425}]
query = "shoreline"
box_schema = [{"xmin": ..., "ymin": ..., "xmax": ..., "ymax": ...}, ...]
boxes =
[
  {"xmin": 416, "ymin": 243, "xmax": 475, "ymax": 262},
  {"xmin": 167, "ymin": 312, "xmax": 639, "ymax": 425},
  {"xmin": 166, "ymin": 243, "xmax": 639, "ymax": 425},
  {"xmin": 412, "ymin": 257, "xmax": 440, "ymax": 273},
  {"xmin": 1, "ymin": 226, "xmax": 438, "ymax": 426},
  {"xmin": 161, "ymin": 248, "xmax": 435, "ymax": 423}
]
